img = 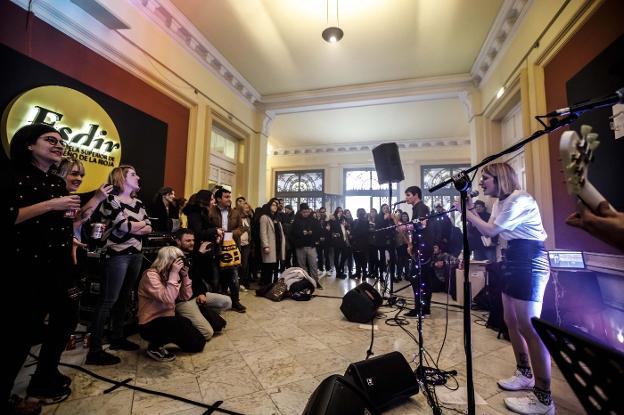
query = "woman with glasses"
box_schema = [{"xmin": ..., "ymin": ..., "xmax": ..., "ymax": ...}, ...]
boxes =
[
  {"xmin": 4, "ymin": 124, "xmax": 82, "ymax": 410},
  {"xmin": 456, "ymin": 162, "xmax": 553, "ymax": 415},
  {"xmin": 86, "ymin": 165, "xmax": 152, "ymax": 366}
]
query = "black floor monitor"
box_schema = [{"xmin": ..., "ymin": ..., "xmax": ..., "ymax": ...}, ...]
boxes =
[{"xmin": 532, "ymin": 317, "xmax": 624, "ymax": 415}]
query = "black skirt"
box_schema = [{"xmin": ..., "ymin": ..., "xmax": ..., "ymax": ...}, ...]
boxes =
[{"xmin": 502, "ymin": 239, "xmax": 550, "ymax": 302}]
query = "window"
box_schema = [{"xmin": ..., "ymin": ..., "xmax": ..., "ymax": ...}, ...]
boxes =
[
  {"xmin": 501, "ymin": 103, "xmax": 526, "ymax": 189},
  {"xmin": 275, "ymin": 170, "xmax": 324, "ymax": 210},
  {"xmin": 421, "ymin": 164, "xmax": 470, "ymax": 226},
  {"xmin": 344, "ymin": 168, "xmax": 398, "ymax": 213},
  {"xmin": 211, "ymin": 128, "xmax": 237, "ymax": 161},
  {"xmin": 209, "ymin": 126, "xmax": 238, "ymax": 193}
]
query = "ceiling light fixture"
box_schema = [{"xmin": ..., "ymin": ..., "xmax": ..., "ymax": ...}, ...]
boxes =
[{"xmin": 322, "ymin": 0, "xmax": 343, "ymax": 43}]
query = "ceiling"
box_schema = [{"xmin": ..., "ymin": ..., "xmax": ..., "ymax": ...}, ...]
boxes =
[
  {"xmin": 169, "ymin": 0, "xmax": 505, "ymax": 147},
  {"xmin": 269, "ymin": 99, "xmax": 469, "ymax": 147}
]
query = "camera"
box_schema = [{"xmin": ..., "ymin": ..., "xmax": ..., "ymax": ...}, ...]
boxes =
[{"xmin": 178, "ymin": 256, "xmax": 192, "ymax": 268}]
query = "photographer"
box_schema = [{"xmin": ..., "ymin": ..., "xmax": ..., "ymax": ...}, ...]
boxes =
[
  {"xmin": 138, "ymin": 246, "xmax": 205, "ymax": 362},
  {"xmin": 174, "ymin": 229, "xmax": 231, "ymax": 340}
]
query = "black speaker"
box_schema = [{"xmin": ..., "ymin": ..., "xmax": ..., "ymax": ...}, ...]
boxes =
[
  {"xmin": 340, "ymin": 282, "xmax": 383, "ymax": 323},
  {"xmin": 372, "ymin": 142, "xmax": 405, "ymax": 184},
  {"xmin": 302, "ymin": 374, "xmax": 379, "ymax": 415},
  {"xmin": 344, "ymin": 351, "xmax": 419, "ymax": 411}
]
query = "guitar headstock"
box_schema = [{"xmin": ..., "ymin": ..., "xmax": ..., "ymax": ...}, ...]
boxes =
[{"xmin": 559, "ymin": 125, "xmax": 604, "ymax": 211}]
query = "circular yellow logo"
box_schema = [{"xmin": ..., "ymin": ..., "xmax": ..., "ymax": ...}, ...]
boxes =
[{"xmin": 2, "ymin": 85, "xmax": 121, "ymax": 193}]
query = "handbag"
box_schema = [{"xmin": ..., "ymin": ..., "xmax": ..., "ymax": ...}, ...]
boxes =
[
  {"xmin": 265, "ymin": 279, "xmax": 289, "ymax": 302},
  {"xmin": 198, "ymin": 303, "xmax": 227, "ymax": 333},
  {"xmin": 219, "ymin": 238, "xmax": 241, "ymax": 268}
]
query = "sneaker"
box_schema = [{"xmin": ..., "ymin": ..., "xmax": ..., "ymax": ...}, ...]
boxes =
[
  {"xmin": 85, "ymin": 350, "xmax": 121, "ymax": 366},
  {"xmin": 109, "ymin": 338, "xmax": 140, "ymax": 351},
  {"xmin": 232, "ymin": 302, "xmax": 247, "ymax": 313},
  {"xmin": 146, "ymin": 346, "xmax": 176, "ymax": 362},
  {"xmin": 497, "ymin": 370, "xmax": 536, "ymax": 391},
  {"xmin": 26, "ymin": 378, "xmax": 71, "ymax": 405},
  {"xmin": 504, "ymin": 393, "xmax": 555, "ymax": 415},
  {"xmin": 8, "ymin": 395, "xmax": 42, "ymax": 415}
]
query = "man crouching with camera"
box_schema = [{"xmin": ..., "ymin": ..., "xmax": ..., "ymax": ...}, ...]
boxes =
[
  {"xmin": 174, "ymin": 229, "xmax": 231, "ymax": 340},
  {"xmin": 138, "ymin": 246, "xmax": 206, "ymax": 362}
]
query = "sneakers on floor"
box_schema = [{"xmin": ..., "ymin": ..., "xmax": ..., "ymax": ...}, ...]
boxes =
[
  {"xmin": 146, "ymin": 346, "xmax": 176, "ymax": 362},
  {"xmin": 498, "ymin": 370, "xmax": 536, "ymax": 391},
  {"xmin": 26, "ymin": 377, "xmax": 71, "ymax": 404},
  {"xmin": 504, "ymin": 393, "xmax": 555, "ymax": 415},
  {"xmin": 109, "ymin": 338, "xmax": 140, "ymax": 351},
  {"xmin": 8, "ymin": 394, "xmax": 42, "ymax": 415},
  {"xmin": 232, "ymin": 302, "xmax": 247, "ymax": 313},
  {"xmin": 85, "ymin": 350, "xmax": 121, "ymax": 366}
]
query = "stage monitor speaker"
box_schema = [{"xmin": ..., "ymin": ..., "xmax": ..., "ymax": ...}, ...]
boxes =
[
  {"xmin": 345, "ymin": 351, "xmax": 419, "ymax": 411},
  {"xmin": 302, "ymin": 374, "xmax": 379, "ymax": 415},
  {"xmin": 340, "ymin": 282, "xmax": 383, "ymax": 323},
  {"xmin": 372, "ymin": 142, "xmax": 404, "ymax": 184}
]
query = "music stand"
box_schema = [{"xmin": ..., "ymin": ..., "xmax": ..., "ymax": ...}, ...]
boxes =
[{"xmin": 531, "ymin": 317, "xmax": 624, "ymax": 415}]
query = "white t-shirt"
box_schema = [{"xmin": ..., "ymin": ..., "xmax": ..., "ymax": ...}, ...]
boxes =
[{"xmin": 490, "ymin": 190, "xmax": 547, "ymax": 242}]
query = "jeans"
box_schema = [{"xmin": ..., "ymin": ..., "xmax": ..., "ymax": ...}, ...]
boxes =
[
  {"xmin": 296, "ymin": 246, "xmax": 319, "ymax": 282},
  {"xmin": 139, "ymin": 316, "xmax": 205, "ymax": 352},
  {"xmin": 175, "ymin": 293, "xmax": 231, "ymax": 340},
  {"xmin": 211, "ymin": 264, "xmax": 241, "ymax": 304},
  {"xmin": 90, "ymin": 253, "xmax": 143, "ymax": 351}
]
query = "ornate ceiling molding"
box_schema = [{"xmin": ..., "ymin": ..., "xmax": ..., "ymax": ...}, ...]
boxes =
[
  {"xmin": 129, "ymin": 0, "xmax": 261, "ymax": 107},
  {"xmin": 270, "ymin": 137, "xmax": 470, "ymax": 157},
  {"xmin": 260, "ymin": 74, "xmax": 475, "ymax": 115},
  {"xmin": 471, "ymin": 0, "xmax": 532, "ymax": 86}
]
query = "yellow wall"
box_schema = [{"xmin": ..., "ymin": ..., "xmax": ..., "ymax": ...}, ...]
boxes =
[{"xmin": 469, "ymin": 0, "xmax": 605, "ymax": 249}]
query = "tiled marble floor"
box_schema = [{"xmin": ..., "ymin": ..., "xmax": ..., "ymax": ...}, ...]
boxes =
[{"xmin": 15, "ymin": 277, "xmax": 585, "ymax": 414}]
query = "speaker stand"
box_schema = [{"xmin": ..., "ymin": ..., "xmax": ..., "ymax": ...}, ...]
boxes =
[{"xmin": 385, "ymin": 182, "xmax": 397, "ymax": 306}]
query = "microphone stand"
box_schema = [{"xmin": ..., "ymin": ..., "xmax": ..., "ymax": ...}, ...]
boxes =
[{"xmin": 427, "ymin": 113, "xmax": 579, "ymax": 415}]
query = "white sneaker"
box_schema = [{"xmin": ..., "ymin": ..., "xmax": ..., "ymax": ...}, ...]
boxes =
[
  {"xmin": 504, "ymin": 393, "xmax": 555, "ymax": 415},
  {"xmin": 497, "ymin": 369, "xmax": 535, "ymax": 391}
]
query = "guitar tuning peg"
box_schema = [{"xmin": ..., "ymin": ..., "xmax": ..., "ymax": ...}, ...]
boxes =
[{"xmin": 580, "ymin": 125, "xmax": 592, "ymax": 136}]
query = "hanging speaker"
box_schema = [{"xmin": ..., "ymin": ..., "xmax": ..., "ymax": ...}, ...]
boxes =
[
  {"xmin": 344, "ymin": 351, "xmax": 419, "ymax": 411},
  {"xmin": 372, "ymin": 142, "xmax": 405, "ymax": 184}
]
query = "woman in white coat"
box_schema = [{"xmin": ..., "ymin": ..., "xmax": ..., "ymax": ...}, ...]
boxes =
[{"xmin": 259, "ymin": 198, "xmax": 286, "ymax": 285}]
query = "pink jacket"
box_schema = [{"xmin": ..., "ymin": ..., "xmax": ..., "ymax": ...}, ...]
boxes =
[{"xmin": 138, "ymin": 269, "xmax": 192, "ymax": 325}]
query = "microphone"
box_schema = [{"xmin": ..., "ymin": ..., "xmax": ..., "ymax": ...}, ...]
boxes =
[
  {"xmin": 545, "ymin": 87, "xmax": 624, "ymax": 117},
  {"xmin": 469, "ymin": 190, "xmax": 479, "ymax": 198},
  {"xmin": 393, "ymin": 200, "xmax": 406, "ymax": 206}
]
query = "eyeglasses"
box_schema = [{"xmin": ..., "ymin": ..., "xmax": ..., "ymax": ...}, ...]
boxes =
[{"xmin": 42, "ymin": 136, "xmax": 67, "ymax": 147}]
